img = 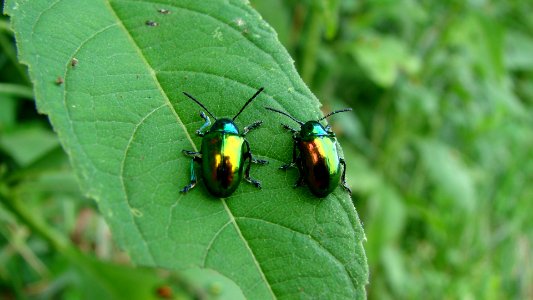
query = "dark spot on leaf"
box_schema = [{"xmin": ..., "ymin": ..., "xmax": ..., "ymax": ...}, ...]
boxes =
[
  {"xmin": 145, "ymin": 20, "xmax": 159, "ymax": 27},
  {"xmin": 71, "ymin": 58, "xmax": 78, "ymax": 67},
  {"xmin": 155, "ymin": 285, "xmax": 173, "ymax": 299},
  {"xmin": 158, "ymin": 9, "xmax": 171, "ymax": 14},
  {"xmin": 55, "ymin": 76, "xmax": 64, "ymax": 85}
]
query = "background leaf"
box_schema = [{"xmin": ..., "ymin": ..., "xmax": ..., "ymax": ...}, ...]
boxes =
[{"xmin": 4, "ymin": 0, "xmax": 367, "ymax": 298}]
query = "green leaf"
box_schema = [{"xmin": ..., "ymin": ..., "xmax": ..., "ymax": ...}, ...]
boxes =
[
  {"xmin": 67, "ymin": 254, "xmax": 246, "ymax": 300},
  {"xmin": 5, "ymin": 0, "xmax": 367, "ymax": 298},
  {"xmin": 249, "ymin": 0, "xmax": 291, "ymax": 48},
  {"xmin": 180, "ymin": 268, "xmax": 246, "ymax": 299},
  {"xmin": 0, "ymin": 126, "xmax": 60, "ymax": 167},
  {"xmin": 64, "ymin": 253, "xmax": 169, "ymax": 300},
  {"xmin": 0, "ymin": 83, "xmax": 34, "ymax": 99},
  {"xmin": 67, "ymin": 258, "xmax": 248, "ymax": 300}
]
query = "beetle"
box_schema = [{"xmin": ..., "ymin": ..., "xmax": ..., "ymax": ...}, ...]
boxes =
[
  {"xmin": 265, "ymin": 107, "xmax": 352, "ymax": 197},
  {"xmin": 181, "ymin": 88, "xmax": 268, "ymax": 197}
]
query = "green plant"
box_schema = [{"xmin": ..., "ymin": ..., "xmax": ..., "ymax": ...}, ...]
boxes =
[
  {"xmin": 2, "ymin": 0, "xmax": 367, "ymax": 299},
  {"xmin": 3, "ymin": 0, "xmax": 533, "ymax": 299}
]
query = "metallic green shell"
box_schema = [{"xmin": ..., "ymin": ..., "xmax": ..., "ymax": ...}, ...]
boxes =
[
  {"xmin": 298, "ymin": 122, "xmax": 341, "ymax": 197},
  {"xmin": 201, "ymin": 129, "xmax": 245, "ymax": 197}
]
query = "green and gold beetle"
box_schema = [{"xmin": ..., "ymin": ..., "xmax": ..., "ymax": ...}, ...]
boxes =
[
  {"xmin": 181, "ymin": 88, "xmax": 267, "ymax": 197},
  {"xmin": 265, "ymin": 107, "xmax": 352, "ymax": 197}
]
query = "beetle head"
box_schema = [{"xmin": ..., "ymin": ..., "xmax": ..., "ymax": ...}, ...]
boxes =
[
  {"xmin": 183, "ymin": 88, "xmax": 265, "ymax": 127},
  {"xmin": 265, "ymin": 107, "xmax": 352, "ymax": 137},
  {"xmin": 210, "ymin": 118, "xmax": 239, "ymax": 134},
  {"xmin": 300, "ymin": 121, "xmax": 329, "ymax": 138}
]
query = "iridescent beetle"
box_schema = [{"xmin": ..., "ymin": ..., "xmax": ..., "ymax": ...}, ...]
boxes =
[
  {"xmin": 265, "ymin": 107, "xmax": 352, "ymax": 197},
  {"xmin": 181, "ymin": 88, "xmax": 267, "ymax": 197}
]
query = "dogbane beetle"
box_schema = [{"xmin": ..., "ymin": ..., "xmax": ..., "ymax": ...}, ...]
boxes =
[
  {"xmin": 181, "ymin": 88, "xmax": 268, "ymax": 197},
  {"xmin": 265, "ymin": 107, "xmax": 352, "ymax": 197}
]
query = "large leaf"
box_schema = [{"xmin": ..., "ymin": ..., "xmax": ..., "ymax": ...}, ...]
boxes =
[{"xmin": 4, "ymin": 0, "xmax": 368, "ymax": 298}]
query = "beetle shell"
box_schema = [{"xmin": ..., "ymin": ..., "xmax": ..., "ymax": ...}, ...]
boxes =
[
  {"xmin": 201, "ymin": 131, "xmax": 245, "ymax": 197},
  {"xmin": 181, "ymin": 88, "xmax": 266, "ymax": 197},
  {"xmin": 264, "ymin": 107, "xmax": 351, "ymax": 198},
  {"xmin": 298, "ymin": 135, "xmax": 341, "ymax": 197}
]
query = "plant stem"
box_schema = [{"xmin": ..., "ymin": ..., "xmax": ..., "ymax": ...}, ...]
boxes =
[
  {"xmin": 0, "ymin": 83, "xmax": 34, "ymax": 99},
  {"xmin": 301, "ymin": 7, "xmax": 321, "ymax": 85},
  {"xmin": 0, "ymin": 187, "xmax": 70, "ymax": 255}
]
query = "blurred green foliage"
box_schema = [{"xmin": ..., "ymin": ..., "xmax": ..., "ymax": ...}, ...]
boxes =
[{"xmin": 1, "ymin": 0, "xmax": 532, "ymax": 299}]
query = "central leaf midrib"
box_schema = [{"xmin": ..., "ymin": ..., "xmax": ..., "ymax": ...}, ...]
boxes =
[
  {"xmin": 221, "ymin": 200, "xmax": 277, "ymax": 298},
  {"xmin": 123, "ymin": 0, "xmax": 308, "ymax": 100},
  {"xmin": 105, "ymin": 1, "xmax": 277, "ymax": 298}
]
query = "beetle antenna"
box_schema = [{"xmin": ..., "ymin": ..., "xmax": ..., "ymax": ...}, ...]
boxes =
[
  {"xmin": 318, "ymin": 108, "xmax": 352, "ymax": 121},
  {"xmin": 183, "ymin": 92, "xmax": 217, "ymax": 120},
  {"xmin": 233, "ymin": 87, "xmax": 264, "ymax": 121},
  {"xmin": 264, "ymin": 107, "xmax": 304, "ymax": 125}
]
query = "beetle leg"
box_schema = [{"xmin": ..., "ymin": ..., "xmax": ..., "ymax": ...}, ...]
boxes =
[
  {"xmin": 281, "ymin": 123, "xmax": 298, "ymax": 134},
  {"xmin": 181, "ymin": 159, "xmax": 197, "ymax": 193},
  {"xmin": 182, "ymin": 150, "xmax": 202, "ymax": 159},
  {"xmin": 242, "ymin": 139, "xmax": 268, "ymax": 165},
  {"xmin": 294, "ymin": 172, "xmax": 305, "ymax": 188},
  {"xmin": 280, "ymin": 162, "xmax": 297, "ymax": 169},
  {"xmin": 280, "ymin": 140, "xmax": 298, "ymax": 170},
  {"xmin": 242, "ymin": 120, "xmax": 263, "ymax": 136},
  {"xmin": 339, "ymin": 158, "xmax": 352, "ymax": 195},
  {"xmin": 243, "ymin": 140, "xmax": 263, "ymax": 189},
  {"xmin": 289, "ymin": 154, "xmax": 304, "ymax": 188},
  {"xmin": 195, "ymin": 111, "xmax": 211, "ymax": 137},
  {"xmin": 252, "ymin": 157, "xmax": 268, "ymax": 165},
  {"xmin": 180, "ymin": 150, "xmax": 202, "ymax": 193}
]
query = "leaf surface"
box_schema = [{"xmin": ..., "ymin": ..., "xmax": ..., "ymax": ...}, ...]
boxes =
[{"xmin": 5, "ymin": 0, "xmax": 368, "ymax": 298}]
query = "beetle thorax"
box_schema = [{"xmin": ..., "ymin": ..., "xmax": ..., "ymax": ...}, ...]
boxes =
[
  {"xmin": 300, "ymin": 121, "xmax": 329, "ymax": 139},
  {"xmin": 210, "ymin": 118, "xmax": 239, "ymax": 134}
]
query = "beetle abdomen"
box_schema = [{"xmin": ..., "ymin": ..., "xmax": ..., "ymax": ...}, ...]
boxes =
[
  {"xmin": 298, "ymin": 137, "xmax": 341, "ymax": 197},
  {"xmin": 201, "ymin": 133, "xmax": 245, "ymax": 197}
]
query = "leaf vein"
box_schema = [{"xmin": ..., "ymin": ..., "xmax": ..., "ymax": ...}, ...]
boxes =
[
  {"xmin": 236, "ymin": 216, "xmax": 357, "ymax": 293},
  {"xmin": 105, "ymin": 0, "xmax": 199, "ymax": 264},
  {"xmin": 202, "ymin": 220, "xmax": 232, "ymax": 267},
  {"xmin": 119, "ymin": 103, "xmax": 166, "ymax": 263},
  {"xmin": 222, "ymin": 200, "xmax": 277, "ymax": 299},
  {"xmin": 117, "ymin": 0, "xmax": 310, "ymax": 101},
  {"xmin": 159, "ymin": 69, "xmax": 305, "ymax": 106}
]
